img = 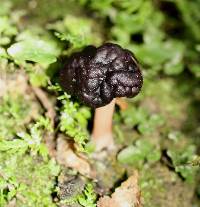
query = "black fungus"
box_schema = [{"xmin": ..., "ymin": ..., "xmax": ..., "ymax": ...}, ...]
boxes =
[{"xmin": 60, "ymin": 43, "xmax": 143, "ymax": 108}]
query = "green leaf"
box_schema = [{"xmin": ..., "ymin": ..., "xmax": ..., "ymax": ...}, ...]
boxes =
[
  {"xmin": 7, "ymin": 39, "xmax": 60, "ymax": 65},
  {"xmin": 118, "ymin": 145, "xmax": 143, "ymax": 165},
  {"xmin": 147, "ymin": 149, "xmax": 161, "ymax": 163},
  {"xmin": 118, "ymin": 139, "xmax": 161, "ymax": 166},
  {"xmin": 77, "ymin": 183, "xmax": 97, "ymax": 207},
  {"xmin": 164, "ymin": 63, "xmax": 184, "ymax": 75},
  {"xmin": 0, "ymin": 16, "xmax": 17, "ymax": 44},
  {"xmin": 0, "ymin": 139, "xmax": 28, "ymax": 151},
  {"xmin": 0, "ymin": 47, "xmax": 7, "ymax": 58},
  {"xmin": 189, "ymin": 64, "xmax": 200, "ymax": 78},
  {"xmin": 120, "ymin": 107, "xmax": 148, "ymax": 127},
  {"xmin": 50, "ymin": 14, "xmax": 101, "ymax": 49},
  {"xmin": 138, "ymin": 114, "xmax": 165, "ymax": 135},
  {"xmin": 29, "ymin": 72, "xmax": 49, "ymax": 87},
  {"xmin": 0, "ymin": 16, "xmax": 10, "ymax": 33},
  {"xmin": 167, "ymin": 145, "xmax": 198, "ymax": 183},
  {"xmin": 59, "ymin": 92, "xmax": 91, "ymax": 152}
]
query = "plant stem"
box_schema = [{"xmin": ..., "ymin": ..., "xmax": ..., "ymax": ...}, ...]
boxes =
[{"xmin": 91, "ymin": 98, "xmax": 116, "ymax": 151}]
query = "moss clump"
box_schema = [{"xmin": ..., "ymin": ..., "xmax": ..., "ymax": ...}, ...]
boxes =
[{"xmin": 0, "ymin": 153, "xmax": 60, "ymax": 207}]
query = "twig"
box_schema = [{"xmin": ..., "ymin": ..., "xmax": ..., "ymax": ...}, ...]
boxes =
[
  {"xmin": 31, "ymin": 87, "xmax": 56, "ymax": 127},
  {"xmin": 31, "ymin": 86, "xmax": 56, "ymax": 157}
]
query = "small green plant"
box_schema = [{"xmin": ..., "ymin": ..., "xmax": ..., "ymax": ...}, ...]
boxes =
[
  {"xmin": 60, "ymin": 182, "xmax": 97, "ymax": 207},
  {"xmin": 77, "ymin": 183, "xmax": 97, "ymax": 207},
  {"xmin": 49, "ymin": 84, "xmax": 91, "ymax": 152},
  {"xmin": 118, "ymin": 139, "xmax": 161, "ymax": 167},
  {"xmin": 0, "ymin": 154, "xmax": 60, "ymax": 207},
  {"xmin": 0, "ymin": 94, "xmax": 30, "ymax": 140},
  {"xmin": 0, "ymin": 116, "xmax": 52, "ymax": 159},
  {"xmin": 48, "ymin": 15, "xmax": 102, "ymax": 49},
  {"xmin": 0, "ymin": 15, "xmax": 17, "ymax": 46},
  {"xmin": 7, "ymin": 38, "xmax": 60, "ymax": 65},
  {"xmin": 167, "ymin": 145, "xmax": 198, "ymax": 183},
  {"xmin": 0, "ymin": 116, "xmax": 60, "ymax": 206}
]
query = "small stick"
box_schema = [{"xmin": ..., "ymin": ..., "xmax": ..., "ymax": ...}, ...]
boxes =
[
  {"xmin": 31, "ymin": 86, "xmax": 56, "ymax": 157},
  {"xmin": 31, "ymin": 87, "xmax": 56, "ymax": 127}
]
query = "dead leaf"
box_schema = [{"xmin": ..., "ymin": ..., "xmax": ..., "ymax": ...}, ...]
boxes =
[
  {"xmin": 97, "ymin": 171, "xmax": 141, "ymax": 207},
  {"xmin": 6, "ymin": 198, "xmax": 16, "ymax": 207},
  {"xmin": 56, "ymin": 136, "xmax": 92, "ymax": 177}
]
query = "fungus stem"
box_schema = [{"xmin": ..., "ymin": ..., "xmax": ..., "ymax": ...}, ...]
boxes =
[{"xmin": 91, "ymin": 98, "xmax": 116, "ymax": 151}]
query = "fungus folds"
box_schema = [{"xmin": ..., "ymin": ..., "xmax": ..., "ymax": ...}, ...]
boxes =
[{"xmin": 60, "ymin": 43, "xmax": 143, "ymax": 108}]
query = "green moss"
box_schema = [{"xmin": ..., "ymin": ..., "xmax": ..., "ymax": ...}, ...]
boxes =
[
  {"xmin": 0, "ymin": 94, "xmax": 30, "ymax": 140},
  {"xmin": 0, "ymin": 153, "xmax": 60, "ymax": 207}
]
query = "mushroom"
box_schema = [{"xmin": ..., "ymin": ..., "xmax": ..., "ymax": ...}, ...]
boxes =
[{"xmin": 60, "ymin": 43, "xmax": 143, "ymax": 151}]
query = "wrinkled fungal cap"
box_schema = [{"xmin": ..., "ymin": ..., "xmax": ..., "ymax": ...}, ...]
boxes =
[{"xmin": 60, "ymin": 43, "xmax": 143, "ymax": 108}]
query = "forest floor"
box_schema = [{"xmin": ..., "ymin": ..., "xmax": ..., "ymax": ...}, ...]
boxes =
[{"xmin": 0, "ymin": 1, "xmax": 200, "ymax": 207}]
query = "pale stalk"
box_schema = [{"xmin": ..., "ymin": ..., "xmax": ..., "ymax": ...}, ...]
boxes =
[{"xmin": 91, "ymin": 98, "xmax": 116, "ymax": 151}]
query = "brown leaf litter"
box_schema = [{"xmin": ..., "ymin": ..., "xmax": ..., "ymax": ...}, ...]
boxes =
[{"xmin": 97, "ymin": 171, "xmax": 141, "ymax": 207}]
